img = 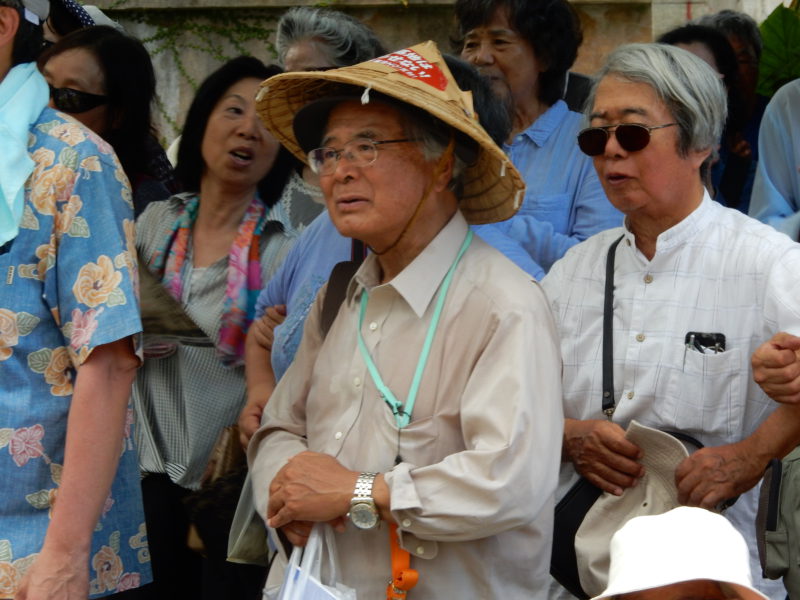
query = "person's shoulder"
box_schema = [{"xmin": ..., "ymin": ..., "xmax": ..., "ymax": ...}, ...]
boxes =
[
  {"xmin": 460, "ymin": 237, "xmax": 549, "ymax": 311},
  {"xmin": 768, "ymin": 79, "xmax": 800, "ymax": 114},
  {"xmin": 136, "ymin": 193, "xmax": 190, "ymax": 247},
  {"xmin": 556, "ymin": 227, "xmax": 624, "ymax": 270},
  {"xmin": 548, "ymin": 100, "xmax": 584, "ymax": 135},
  {"xmin": 290, "ymin": 211, "xmax": 349, "ymax": 263},
  {"xmin": 710, "ymin": 202, "xmax": 800, "ymax": 259},
  {"xmin": 30, "ymin": 109, "xmax": 118, "ymax": 164}
]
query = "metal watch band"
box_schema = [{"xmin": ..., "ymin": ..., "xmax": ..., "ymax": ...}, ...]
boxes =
[{"xmin": 352, "ymin": 472, "xmax": 378, "ymax": 501}]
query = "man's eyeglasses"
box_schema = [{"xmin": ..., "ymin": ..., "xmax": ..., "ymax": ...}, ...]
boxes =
[
  {"xmin": 307, "ymin": 137, "xmax": 416, "ymax": 176},
  {"xmin": 49, "ymin": 85, "xmax": 108, "ymax": 114},
  {"xmin": 577, "ymin": 122, "xmax": 677, "ymax": 156}
]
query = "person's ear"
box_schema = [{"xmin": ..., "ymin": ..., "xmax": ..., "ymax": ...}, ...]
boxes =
[
  {"xmin": 430, "ymin": 138, "xmax": 457, "ymax": 194},
  {"xmin": 0, "ymin": 5, "xmax": 20, "ymax": 50}
]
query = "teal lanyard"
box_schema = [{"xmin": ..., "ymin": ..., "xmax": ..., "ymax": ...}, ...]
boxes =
[{"xmin": 357, "ymin": 230, "xmax": 473, "ymax": 429}]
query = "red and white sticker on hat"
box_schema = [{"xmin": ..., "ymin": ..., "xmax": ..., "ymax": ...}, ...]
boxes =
[{"xmin": 371, "ymin": 49, "xmax": 448, "ymax": 91}]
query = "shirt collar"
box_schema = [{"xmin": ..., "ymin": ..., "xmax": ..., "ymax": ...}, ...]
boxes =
[
  {"xmin": 507, "ymin": 99, "xmax": 569, "ymax": 149},
  {"xmin": 622, "ymin": 189, "xmax": 714, "ymax": 258},
  {"xmin": 348, "ymin": 211, "xmax": 470, "ymax": 318}
]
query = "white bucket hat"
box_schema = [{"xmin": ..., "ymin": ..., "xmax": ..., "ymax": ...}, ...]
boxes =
[{"xmin": 592, "ymin": 506, "xmax": 769, "ymax": 600}]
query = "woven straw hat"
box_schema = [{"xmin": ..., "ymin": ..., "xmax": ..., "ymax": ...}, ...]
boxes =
[{"xmin": 255, "ymin": 40, "xmax": 524, "ymax": 225}]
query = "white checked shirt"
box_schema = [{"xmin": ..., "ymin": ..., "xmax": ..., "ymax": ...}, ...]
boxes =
[{"xmin": 541, "ymin": 191, "xmax": 800, "ymax": 598}]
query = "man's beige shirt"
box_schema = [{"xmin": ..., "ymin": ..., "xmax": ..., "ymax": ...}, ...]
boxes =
[{"xmin": 249, "ymin": 212, "xmax": 564, "ymax": 599}]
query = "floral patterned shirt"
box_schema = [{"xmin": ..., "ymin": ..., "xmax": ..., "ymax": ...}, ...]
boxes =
[{"xmin": 0, "ymin": 108, "xmax": 151, "ymax": 598}]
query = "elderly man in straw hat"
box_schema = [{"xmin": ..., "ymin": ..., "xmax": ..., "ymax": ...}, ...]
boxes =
[
  {"xmin": 593, "ymin": 507, "xmax": 769, "ymax": 600},
  {"xmin": 247, "ymin": 41, "xmax": 563, "ymax": 597},
  {"xmin": 541, "ymin": 43, "xmax": 800, "ymax": 599}
]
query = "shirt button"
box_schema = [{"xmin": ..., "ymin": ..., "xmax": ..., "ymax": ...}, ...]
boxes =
[
  {"xmin": 353, "ymin": 376, "xmax": 361, "ymax": 387},
  {"xmin": 627, "ymin": 391, "xmax": 634, "ymax": 399},
  {"xmin": 643, "ymin": 274, "xmax": 653, "ymax": 284},
  {"xmin": 636, "ymin": 333, "xmax": 645, "ymax": 342},
  {"xmin": 402, "ymin": 519, "xmax": 411, "ymax": 528},
  {"xmin": 416, "ymin": 546, "xmax": 425, "ymax": 555},
  {"xmin": 369, "ymin": 321, "xmax": 378, "ymax": 331},
  {"xmin": 334, "ymin": 431, "xmax": 343, "ymax": 440}
]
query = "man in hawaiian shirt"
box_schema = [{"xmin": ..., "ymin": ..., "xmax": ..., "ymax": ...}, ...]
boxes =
[{"xmin": 0, "ymin": 1, "xmax": 151, "ymax": 597}]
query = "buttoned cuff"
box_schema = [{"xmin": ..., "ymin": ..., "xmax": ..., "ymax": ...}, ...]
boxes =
[{"xmin": 384, "ymin": 463, "xmax": 438, "ymax": 560}]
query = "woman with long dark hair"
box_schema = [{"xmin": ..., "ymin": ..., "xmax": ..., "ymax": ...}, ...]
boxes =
[{"xmin": 129, "ymin": 56, "xmax": 296, "ymax": 599}]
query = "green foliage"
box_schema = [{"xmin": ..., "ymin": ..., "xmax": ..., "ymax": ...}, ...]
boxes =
[{"xmin": 758, "ymin": 0, "xmax": 800, "ymax": 97}]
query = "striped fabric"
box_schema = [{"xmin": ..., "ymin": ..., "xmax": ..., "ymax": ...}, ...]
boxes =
[{"xmin": 132, "ymin": 195, "xmax": 295, "ymax": 489}]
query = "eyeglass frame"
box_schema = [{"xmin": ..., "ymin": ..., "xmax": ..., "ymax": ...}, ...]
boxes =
[
  {"xmin": 49, "ymin": 84, "xmax": 109, "ymax": 114},
  {"xmin": 307, "ymin": 137, "xmax": 418, "ymax": 176},
  {"xmin": 577, "ymin": 122, "xmax": 678, "ymax": 157}
]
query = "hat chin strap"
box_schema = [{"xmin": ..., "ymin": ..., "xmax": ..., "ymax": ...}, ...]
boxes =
[{"xmin": 370, "ymin": 136, "xmax": 456, "ymax": 257}]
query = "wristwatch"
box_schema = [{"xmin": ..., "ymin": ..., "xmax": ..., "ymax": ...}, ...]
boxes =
[{"xmin": 348, "ymin": 472, "xmax": 380, "ymax": 530}]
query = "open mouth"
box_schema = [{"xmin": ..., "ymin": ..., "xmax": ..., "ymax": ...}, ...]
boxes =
[
  {"xmin": 230, "ymin": 148, "xmax": 253, "ymax": 164},
  {"xmin": 606, "ymin": 173, "xmax": 630, "ymax": 184}
]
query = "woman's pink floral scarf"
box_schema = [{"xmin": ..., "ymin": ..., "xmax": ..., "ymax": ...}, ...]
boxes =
[{"xmin": 149, "ymin": 194, "xmax": 267, "ymax": 367}]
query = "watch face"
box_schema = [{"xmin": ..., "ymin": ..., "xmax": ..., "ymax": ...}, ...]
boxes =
[{"xmin": 350, "ymin": 502, "xmax": 379, "ymax": 529}]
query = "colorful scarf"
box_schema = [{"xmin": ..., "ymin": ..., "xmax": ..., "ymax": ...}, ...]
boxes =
[{"xmin": 149, "ymin": 194, "xmax": 268, "ymax": 367}]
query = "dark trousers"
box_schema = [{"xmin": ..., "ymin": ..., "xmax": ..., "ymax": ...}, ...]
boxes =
[{"xmin": 112, "ymin": 474, "xmax": 266, "ymax": 600}]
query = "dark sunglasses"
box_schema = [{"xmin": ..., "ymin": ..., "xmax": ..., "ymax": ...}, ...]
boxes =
[
  {"xmin": 49, "ymin": 85, "xmax": 108, "ymax": 114},
  {"xmin": 577, "ymin": 122, "xmax": 677, "ymax": 156}
]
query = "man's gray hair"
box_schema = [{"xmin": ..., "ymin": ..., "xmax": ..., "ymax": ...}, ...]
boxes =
[
  {"xmin": 276, "ymin": 7, "xmax": 385, "ymax": 69},
  {"xmin": 407, "ymin": 120, "xmax": 468, "ymax": 197},
  {"xmin": 586, "ymin": 43, "xmax": 727, "ymax": 160}
]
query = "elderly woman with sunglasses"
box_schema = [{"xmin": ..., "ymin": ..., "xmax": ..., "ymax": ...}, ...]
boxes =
[
  {"xmin": 541, "ymin": 43, "xmax": 800, "ymax": 599},
  {"xmin": 38, "ymin": 25, "xmax": 178, "ymax": 217}
]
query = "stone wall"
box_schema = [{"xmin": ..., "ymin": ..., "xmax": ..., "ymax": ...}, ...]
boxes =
[{"xmin": 94, "ymin": 0, "xmax": 782, "ymax": 142}]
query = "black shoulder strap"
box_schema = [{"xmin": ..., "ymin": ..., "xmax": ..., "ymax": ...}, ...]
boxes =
[
  {"xmin": 320, "ymin": 240, "xmax": 368, "ymax": 338},
  {"xmin": 602, "ymin": 235, "xmax": 625, "ymax": 418},
  {"xmin": 320, "ymin": 261, "xmax": 359, "ymax": 338}
]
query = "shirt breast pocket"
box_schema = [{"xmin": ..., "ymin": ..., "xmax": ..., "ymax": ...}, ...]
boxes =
[
  {"xmin": 664, "ymin": 346, "xmax": 743, "ymax": 439},
  {"xmin": 519, "ymin": 191, "xmax": 571, "ymax": 234}
]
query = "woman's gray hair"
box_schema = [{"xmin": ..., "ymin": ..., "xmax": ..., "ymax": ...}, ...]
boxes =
[
  {"xmin": 276, "ymin": 7, "xmax": 386, "ymax": 69},
  {"xmin": 585, "ymin": 43, "xmax": 727, "ymax": 160}
]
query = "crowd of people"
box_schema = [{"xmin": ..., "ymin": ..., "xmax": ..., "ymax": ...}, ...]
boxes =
[{"xmin": 1, "ymin": 0, "xmax": 799, "ymax": 598}]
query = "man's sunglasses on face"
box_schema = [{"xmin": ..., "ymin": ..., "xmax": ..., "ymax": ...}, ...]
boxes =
[{"xmin": 577, "ymin": 122, "xmax": 677, "ymax": 156}]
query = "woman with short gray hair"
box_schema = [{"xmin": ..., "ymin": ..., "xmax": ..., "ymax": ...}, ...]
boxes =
[{"xmin": 275, "ymin": 6, "xmax": 385, "ymax": 72}]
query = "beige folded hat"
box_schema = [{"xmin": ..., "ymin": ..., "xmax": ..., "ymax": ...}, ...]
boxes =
[
  {"xmin": 593, "ymin": 506, "xmax": 768, "ymax": 600},
  {"xmin": 575, "ymin": 420, "xmax": 692, "ymax": 597},
  {"xmin": 254, "ymin": 40, "xmax": 525, "ymax": 225}
]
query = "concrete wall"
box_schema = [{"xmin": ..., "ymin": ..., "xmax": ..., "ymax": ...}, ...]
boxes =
[{"xmin": 93, "ymin": 0, "xmax": 783, "ymax": 142}]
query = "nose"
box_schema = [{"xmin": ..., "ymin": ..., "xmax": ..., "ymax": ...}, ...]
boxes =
[
  {"xmin": 602, "ymin": 128, "xmax": 626, "ymax": 158},
  {"xmin": 237, "ymin": 108, "xmax": 263, "ymax": 141},
  {"xmin": 329, "ymin": 148, "xmax": 359, "ymax": 182},
  {"xmin": 462, "ymin": 40, "xmax": 494, "ymax": 67}
]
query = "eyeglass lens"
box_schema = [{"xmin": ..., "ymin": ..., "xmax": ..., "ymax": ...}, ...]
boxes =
[
  {"xmin": 49, "ymin": 86, "xmax": 108, "ymax": 114},
  {"xmin": 309, "ymin": 139, "xmax": 378, "ymax": 175},
  {"xmin": 577, "ymin": 124, "xmax": 652, "ymax": 156}
]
